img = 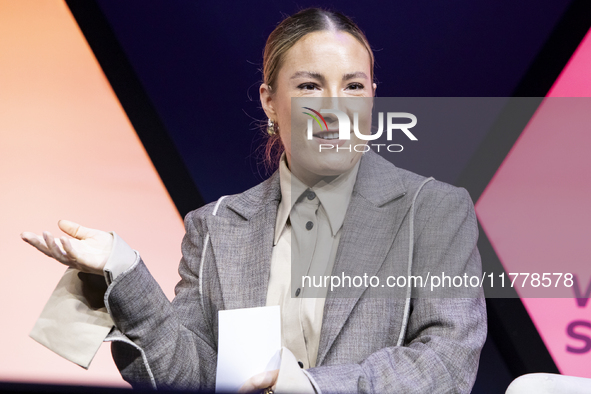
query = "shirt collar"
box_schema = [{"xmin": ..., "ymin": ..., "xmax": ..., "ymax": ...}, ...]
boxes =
[{"xmin": 274, "ymin": 153, "xmax": 361, "ymax": 245}]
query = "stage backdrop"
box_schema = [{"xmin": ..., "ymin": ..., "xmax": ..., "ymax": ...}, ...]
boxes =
[
  {"xmin": 0, "ymin": 0, "xmax": 184, "ymax": 386},
  {"xmin": 476, "ymin": 26, "xmax": 591, "ymax": 378},
  {"xmin": 1, "ymin": 0, "xmax": 591, "ymax": 390}
]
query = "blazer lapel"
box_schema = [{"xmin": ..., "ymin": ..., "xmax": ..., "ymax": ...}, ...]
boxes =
[
  {"xmin": 200, "ymin": 151, "xmax": 415, "ymax": 365},
  {"xmin": 206, "ymin": 174, "xmax": 281, "ymax": 311},
  {"xmin": 316, "ymin": 152, "xmax": 411, "ymax": 366}
]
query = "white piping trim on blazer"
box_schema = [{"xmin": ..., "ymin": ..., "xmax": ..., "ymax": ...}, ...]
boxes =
[
  {"xmin": 396, "ymin": 177, "xmax": 434, "ymax": 347},
  {"xmin": 199, "ymin": 196, "xmax": 227, "ymax": 314},
  {"xmin": 104, "ymin": 255, "xmax": 157, "ymax": 389},
  {"xmin": 201, "ymin": 183, "xmax": 434, "ymax": 348},
  {"xmin": 104, "ymin": 333, "xmax": 157, "ymax": 389}
]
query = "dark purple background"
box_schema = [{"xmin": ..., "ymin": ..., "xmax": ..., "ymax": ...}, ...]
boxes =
[{"xmin": 96, "ymin": 0, "xmax": 570, "ymax": 200}]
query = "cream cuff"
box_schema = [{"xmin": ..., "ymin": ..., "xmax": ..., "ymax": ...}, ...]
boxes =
[
  {"xmin": 29, "ymin": 232, "xmax": 138, "ymax": 368},
  {"xmin": 275, "ymin": 347, "xmax": 317, "ymax": 394},
  {"xmin": 103, "ymin": 231, "xmax": 137, "ymax": 285}
]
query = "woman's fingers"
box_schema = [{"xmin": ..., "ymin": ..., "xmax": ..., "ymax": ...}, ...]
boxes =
[
  {"xmin": 22, "ymin": 223, "xmax": 112, "ymax": 274},
  {"xmin": 58, "ymin": 220, "xmax": 96, "ymax": 240},
  {"xmin": 43, "ymin": 231, "xmax": 69, "ymax": 265},
  {"xmin": 21, "ymin": 232, "xmax": 52, "ymax": 257},
  {"xmin": 238, "ymin": 369, "xmax": 279, "ymax": 393},
  {"xmin": 60, "ymin": 236, "xmax": 80, "ymax": 264}
]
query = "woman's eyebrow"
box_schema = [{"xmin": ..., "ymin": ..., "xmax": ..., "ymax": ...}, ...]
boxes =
[
  {"xmin": 290, "ymin": 71, "xmax": 325, "ymax": 81},
  {"xmin": 343, "ymin": 71, "xmax": 369, "ymax": 81}
]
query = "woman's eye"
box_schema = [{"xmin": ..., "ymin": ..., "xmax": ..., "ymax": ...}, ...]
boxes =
[
  {"xmin": 298, "ymin": 83, "xmax": 319, "ymax": 91},
  {"xmin": 347, "ymin": 83, "xmax": 365, "ymax": 90}
]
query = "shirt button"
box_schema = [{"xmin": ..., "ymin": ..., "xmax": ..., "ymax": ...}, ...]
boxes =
[
  {"xmin": 298, "ymin": 361, "xmax": 304, "ymax": 368},
  {"xmin": 307, "ymin": 191, "xmax": 316, "ymax": 200},
  {"xmin": 306, "ymin": 221, "xmax": 314, "ymax": 230},
  {"xmin": 295, "ymin": 288, "xmax": 301, "ymax": 297}
]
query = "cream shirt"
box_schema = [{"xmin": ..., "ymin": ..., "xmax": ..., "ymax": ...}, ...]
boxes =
[{"xmin": 266, "ymin": 154, "xmax": 359, "ymax": 369}]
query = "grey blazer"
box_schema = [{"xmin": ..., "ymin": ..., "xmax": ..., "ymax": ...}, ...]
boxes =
[{"xmin": 104, "ymin": 150, "xmax": 486, "ymax": 393}]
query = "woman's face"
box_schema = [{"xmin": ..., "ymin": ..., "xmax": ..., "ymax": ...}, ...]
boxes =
[{"xmin": 260, "ymin": 30, "xmax": 375, "ymax": 186}]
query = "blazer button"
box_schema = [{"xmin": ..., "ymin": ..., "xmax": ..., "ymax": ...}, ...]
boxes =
[
  {"xmin": 306, "ymin": 221, "xmax": 314, "ymax": 230},
  {"xmin": 298, "ymin": 361, "xmax": 304, "ymax": 368},
  {"xmin": 295, "ymin": 288, "xmax": 301, "ymax": 297}
]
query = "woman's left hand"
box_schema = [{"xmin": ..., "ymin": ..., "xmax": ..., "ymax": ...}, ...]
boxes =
[
  {"xmin": 238, "ymin": 369, "xmax": 279, "ymax": 393},
  {"xmin": 21, "ymin": 220, "xmax": 113, "ymax": 276}
]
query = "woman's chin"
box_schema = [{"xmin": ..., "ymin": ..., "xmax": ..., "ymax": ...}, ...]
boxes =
[{"xmin": 293, "ymin": 151, "xmax": 362, "ymax": 179}]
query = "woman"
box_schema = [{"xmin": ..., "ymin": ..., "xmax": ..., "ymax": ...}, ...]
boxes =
[{"xmin": 22, "ymin": 8, "xmax": 486, "ymax": 393}]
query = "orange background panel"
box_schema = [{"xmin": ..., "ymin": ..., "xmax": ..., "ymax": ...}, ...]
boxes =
[{"xmin": 0, "ymin": 0, "xmax": 185, "ymax": 386}]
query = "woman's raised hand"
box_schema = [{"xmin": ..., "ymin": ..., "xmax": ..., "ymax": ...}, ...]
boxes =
[{"xmin": 21, "ymin": 220, "xmax": 113, "ymax": 276}]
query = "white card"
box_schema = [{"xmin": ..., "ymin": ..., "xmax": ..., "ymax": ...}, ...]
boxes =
[{"xmin": 215, "ymin": 305, "xmax": 281, "ymax": 392}]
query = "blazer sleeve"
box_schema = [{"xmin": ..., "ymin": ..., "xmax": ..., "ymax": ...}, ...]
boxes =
[
  {"xmin": 105, "ymin": 208, "xmax": 218, "ymax": 391},
  {"xmin": 305, "ymin": 186, "xmax": 487, "ymax": 394}
]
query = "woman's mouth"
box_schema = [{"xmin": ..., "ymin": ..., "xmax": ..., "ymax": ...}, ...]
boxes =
[{"xmin": 312, "ymin": 130, "xmax": 347, "ymax": 146}]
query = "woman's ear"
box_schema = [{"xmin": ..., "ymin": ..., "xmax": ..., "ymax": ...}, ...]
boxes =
[
  {"xmin": 260, "ymin": 83, "xmax": 276, "ymax": 119},
  {"xmin": 373, "ymin": 82, "xmax": 377, "ymax": 96}
]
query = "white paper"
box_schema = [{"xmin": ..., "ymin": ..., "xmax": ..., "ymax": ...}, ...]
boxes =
[{"xmin": 215, "ymin": 305, "xmax": 281, "ymax": 392}]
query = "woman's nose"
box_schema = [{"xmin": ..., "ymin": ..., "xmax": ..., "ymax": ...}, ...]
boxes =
[
  {"xmin": 314, "ymin": 96, "xmax": 345, "ymax": 115},
  {"xmin": 323, "ymin": 85, "xmax": 343, "ymax": 97}
]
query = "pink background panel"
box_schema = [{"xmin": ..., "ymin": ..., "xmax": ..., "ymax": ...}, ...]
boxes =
[{"xmin": 476, "ymin": 28, "xmax": 591, "ymax": 377}]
